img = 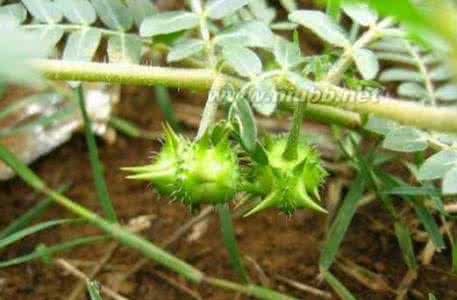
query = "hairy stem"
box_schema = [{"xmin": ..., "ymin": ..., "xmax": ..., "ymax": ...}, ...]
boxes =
[
  {"xmin": 32, "ymin": 59, "xmax": 217, "ymax": 91},
  {"xmin": 30, "ymin": 59, "xmax": 457, "ymax": 133},
  {"xmin": 283, "ymin": 101, "xmax": 306, "ymax": 161}
]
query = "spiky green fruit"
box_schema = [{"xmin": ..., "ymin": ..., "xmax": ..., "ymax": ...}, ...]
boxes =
[
  {"xmin": 245, "ymin": 135, "xmax": 327, "ymax": 216},
  {"xmin": 123, "ymin": 124, "xmax": 240, "ymax": 206},
  {"xmin": 177, "ymin": 132, "xmax": 240, "ymax": 205},
  {"xmin": 123, "ymin": 125, "xmax": 186, "ymax": 195}
]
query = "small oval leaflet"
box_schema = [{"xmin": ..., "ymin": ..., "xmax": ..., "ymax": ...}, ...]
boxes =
[
  {"xmin": 289, "ymin": 10, "xmax": 349, "ymax": 48},
  {"xmin": 382, "ymin": 127, "xmax": 428, "ymax": 153},
  {"xmin": 0, "ymin": 3, "xmax": 27, "ymax": 26},
  {"xmin": 206, "ymin": 0, "xmax": 248, "ymax": 20},
  {"xmin": 127, "ymin": 0, "xmax": 156, "ymax": 28},
  {"xmin": 443, "ymin": 166, "xmax": 457, "ymax": 195},
  {"xmin": 418, "ymin": 150, "xmax": 457, "ymax": 181},
  {"xmin": 167, "ymin": 39, "xmax": 205, "ymax": 63},
  {"xmin": 56, "ymin": 0, "xmax": 96, "ymax": 25},
  {"xmin": 107, "ymin": 34, "xmax": 142, "ymax": 64},
  {"xmin": 63, "ymin": 28, "xmax": 102, "ymax": 62},
  {"xmin": 22, "ymin": 0, "xmax": 63, "ymax": 23},
  {"xmin": 379, "ymin": 68, "xmax": 423, "ymax": 82},
  {"xmin": 397, "ymin": 82, "xmax": 427, "ymax": 99},
  {"xmin": 222, "ymin": 45, "xmax": 262, "ymax": 78},
  {"xmin": 353, "ymin": 48, "xmax": 379, "ymax": 80},
  {"xmin": 273, "ymin": 37, "xmax": 304, "ymax": 70},
  {"xmin": 91, "ymin": 0, "xmax": 133, "ymax": 31},
  {"xmin": 140, "ymin": 11, "xmax": 200, "ymax": 37},
  {"xmin": 436, "ymin": 84, "xmax": 457, "ymax": 101},
  {"xmin": 342, "ymin": 2, "xmax": 378, "ymax": 26}
]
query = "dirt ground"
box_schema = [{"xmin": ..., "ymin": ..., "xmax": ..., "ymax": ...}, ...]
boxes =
[{"xmin": 0, "ymin": 85, "xmax": 457, "ymax": 300}]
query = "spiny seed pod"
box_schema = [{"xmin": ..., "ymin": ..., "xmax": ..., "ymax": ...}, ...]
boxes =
[
  {"xmin": 123, "ymin": 124, "xmax": 240, "ymax": 206},
  {"xmin": 176, "ymin": 131, "xmax": 240, "ymax": 205},
  {"xmin": 245, "ymin": 135, "xmax": 327, "ymax": 216},
  {"xmin": 123, "ymin": 125, "xmax": 186, "ymax": 196}
]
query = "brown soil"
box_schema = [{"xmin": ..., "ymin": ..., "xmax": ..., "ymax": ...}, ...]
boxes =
[{"xmin": 1, "ymin": 85, "xmax": 457, "ymax": 300}]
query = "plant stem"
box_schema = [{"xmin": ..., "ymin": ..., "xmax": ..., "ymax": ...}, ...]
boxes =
[
  {"xmin": 76, "ymin": 85, "xmax": 118, "ymax": 223},
  {"xmin": 290, "ymin": 82, "xmax": 457, "ymax": 133},
  {"xmin": 30, "ymin": 60, "xmax": 359, "ymax": 128},
  {"xmin": 217, "ymin": 204, "xmax": 249, "ymax": 283},
  {"xmin": 31, "ymin": 60, "xmax": 457, "ymax": 133},
  {"xmin": 196, "ymin": 76, "xmax": 224, "ymax": 139},
  {"xmin": 32, "ymin": 59, "xmax": 217, "ymax": 91},
  {"xmin": 283, "ymin": 101, "xmax": 306, "ymax": 161}
]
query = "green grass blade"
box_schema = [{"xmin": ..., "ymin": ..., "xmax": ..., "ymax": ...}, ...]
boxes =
[
  {"xmin": 0, "ymin": 145, "xmax": 45, "ymax": 190},
  {"xmin": 109, "ymin": 115, "xmax": 157, "ymax": 139},
  {"xmin": 154, "ymin": 85, "xmax": 181, "ymax": 131},
  {"xmin": 323, "ymin": 271, "xmax": 357, "ymax": 300},
  {"xmin": 412, "ymin": 200, "xmax": 445, "ymax": 249},
  {"xmin": 1, "ymin": 197, "xmax": 49, "ymax": 239},
  {"xmin": 0, "ymin": 235, "xmax": 108, "ymax": 268},
  {"xmin": 0, "ymin": 219, "xmax": 80, "ymax": 250},
  {"xmin": 87, "ymin": 281, "xmax": 103, "ymax": 300},
  {"xmin": 452, "ymin": 241, "xmax": 457, "ymax": 273},
  {"xmin": 217, "ymin": 204, "xmax": 249, "ymax": 283},
  {"xmin": 377, "ymin": 172, "xmax": 445, "ymax": 249},
  {"xmin": 0, "ymin": 185, "xmax": 69, "ymax": 239},
  {"xmin": 394, "ymin": 222, "xmax": 417, "ymax": 270},
  {"xmin": 76, "ymin": 86, "xmax": 118, "ymax": 223},
  {"xmin": 320, "ymin": 172, "xmax": 367, "ymax": 271}
]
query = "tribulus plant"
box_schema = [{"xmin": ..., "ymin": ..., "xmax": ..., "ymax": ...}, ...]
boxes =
[
  {"xmin": 244, "ymin": 135, "xmax": 327, "ymax": 216},
  {"xmin": 4, "ymin": 0, "xmax": 457, "ymax": 298},
  {"xmin": 124, "ymin": 124, "xmax": 241, "ymax": 207}
]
